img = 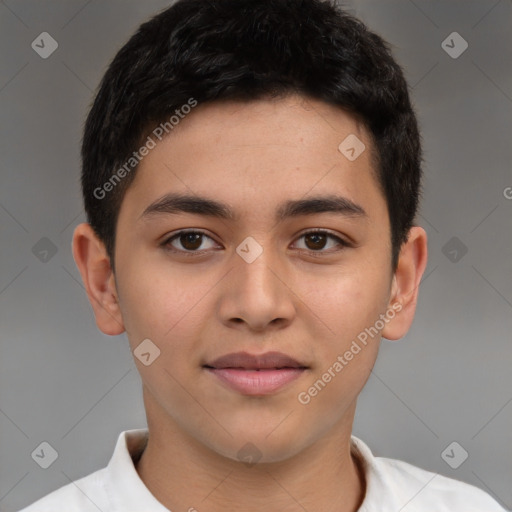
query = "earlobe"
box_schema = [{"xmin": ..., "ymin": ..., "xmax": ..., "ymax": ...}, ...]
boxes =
[
  {"xmin": 381, "ymin": 226, "xmax": 428, "ymax": 341},
  {"xmin": 71, "ymin": 223, "xmax": 125, "ymax": 336}
]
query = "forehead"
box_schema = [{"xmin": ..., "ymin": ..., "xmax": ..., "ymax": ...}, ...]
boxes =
[
  {"xmin": 162, "ymin": 95, "xmax": 373, "ymax": 159},
  {"xmin": 120, "ymin": 95, "xmax": 385, "ymax": 223}
]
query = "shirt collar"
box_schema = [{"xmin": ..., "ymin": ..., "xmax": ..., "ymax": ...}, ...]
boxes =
[
  {"xmin": 105, "ymin": 429, "xmax": 169, "ymax": 510},
  {"xmin": 105, "ymin": 429, "xmax": 388, "ymax": 511},
  {"xmin": 350, "ymin": 435, "xmax": 401, "ymax": 511}
]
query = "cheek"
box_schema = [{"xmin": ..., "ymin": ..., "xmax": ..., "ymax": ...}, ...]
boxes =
[
  {"xmin": 303, "ymin": 263, "xmax": 390, "ymax": 342},
  {"xmin": 300, "ymin": 260, "xmax": 391, "ymax": 405},
  {"xmin": 297, "ymin": 275, "xmax": 387, "ymax": 412},
  {"xmin": 115, "ymin": 256, "xmax": 213, "ymax": 350}
]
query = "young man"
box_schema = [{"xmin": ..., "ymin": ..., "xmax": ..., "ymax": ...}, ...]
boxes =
[{"xmin": 20, "ymin": 0, "xmax": 505, "ymax": 510}]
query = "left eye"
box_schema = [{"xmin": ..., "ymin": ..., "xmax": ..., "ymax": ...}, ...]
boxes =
[
  {"xmin": 162, "ymin": 230, "xmax": 348, "ymax": 254},
  {"xmin": 293, "ymin": 230, "xmax": 348, "ymax": 252}
]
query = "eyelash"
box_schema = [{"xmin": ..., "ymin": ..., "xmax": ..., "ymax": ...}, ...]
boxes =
[{"xmin": 161, "ymin": 229, "xmax": 350, "ymax": 257}]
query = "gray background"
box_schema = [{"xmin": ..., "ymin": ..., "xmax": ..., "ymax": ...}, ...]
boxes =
[{"xmin": 1, "ymin": 0, "xmax": 511, "ymax": 510}]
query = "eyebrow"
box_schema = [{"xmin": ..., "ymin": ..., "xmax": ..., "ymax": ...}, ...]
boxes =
[{"xmin": 139, "ymin": 193, "xmax": 367, "ymax": 223}]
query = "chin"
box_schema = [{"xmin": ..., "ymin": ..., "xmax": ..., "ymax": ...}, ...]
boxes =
[{"xmin": 206, "ymin": 426, "xmax": 312, "ymax": 465}]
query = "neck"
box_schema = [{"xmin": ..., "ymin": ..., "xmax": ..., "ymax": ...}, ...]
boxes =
[{"xmin": 135, "ymin": 397, "xmax": 366, "ymax": 512}]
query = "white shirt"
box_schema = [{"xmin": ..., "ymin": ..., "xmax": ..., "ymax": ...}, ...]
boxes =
[{"xmin": 19, "ymin": 429, "xmax": 506, "ymax": 511}]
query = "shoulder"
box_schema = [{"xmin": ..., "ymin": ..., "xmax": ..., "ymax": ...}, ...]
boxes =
[
  {"xmin": 18, "ymin": 429, "xmax": 150, "ymax": 512},
  {"xmin": 18, "ymin": 468, "xmax": 109, "ymax": 512},
  {"xmin": 374, "ymin": 454, "xmax": 506, "ymax": 511},
  {"xmin": 351, "ymin": 437, "xmax": 506, "ymax": 511}
]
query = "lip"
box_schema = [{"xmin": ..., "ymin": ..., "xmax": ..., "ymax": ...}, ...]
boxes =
[
  {"xmin": 205, "ymin": 351, "xmax": 306, "ymax": 370},
  {"xmin": 203, "ymin": 351, "xmax": 308, "ymax": 396}
]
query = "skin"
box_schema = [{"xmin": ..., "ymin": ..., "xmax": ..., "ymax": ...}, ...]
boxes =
[{"xmin": 72, "ymin": 94, "xmax": 427, "ymax": 512}]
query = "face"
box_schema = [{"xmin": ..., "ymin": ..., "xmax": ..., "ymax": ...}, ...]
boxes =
[{"xmin": 108, "ymin": 95, "xmax": 398, "ymax": 462}]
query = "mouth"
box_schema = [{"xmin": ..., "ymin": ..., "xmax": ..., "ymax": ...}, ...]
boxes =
[{"xmin": 203, "ymin": 351, "xmax": 308, "ymax": 396}]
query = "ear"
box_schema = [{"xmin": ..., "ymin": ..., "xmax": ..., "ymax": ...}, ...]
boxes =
[
  {"xmin": 71, "ymin": 223, "xmax": 125, "ymax": 336},
  {"xmin": 381, "ymin": 226, "xmax": 428, "ymax": 341}
]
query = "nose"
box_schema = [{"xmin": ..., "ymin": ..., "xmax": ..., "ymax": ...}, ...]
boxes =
[{"xmin": 217, "ymin": 243, "xmax": 296, "ymax": 333}]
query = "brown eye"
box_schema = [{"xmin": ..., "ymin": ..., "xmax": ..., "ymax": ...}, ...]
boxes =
[
  {"xmin": 163, "ymin": 230, "xmax": 217, "ymax": 253},
  {"xmin": 304, "ymin": 232, "xmax": 328, "ymax": 250},
  {"xmin": 294, "ymin": 230, "xmax": 348, "ymax": 253},
  {"xmin": 179, "ymin": 232, "xmax": 203, "ymax": 250}
]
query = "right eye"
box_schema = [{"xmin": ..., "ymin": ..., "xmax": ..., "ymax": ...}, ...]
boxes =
[{"xmin": 161, "ymin": 230, "xmax": 220, "ymax": 254}]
